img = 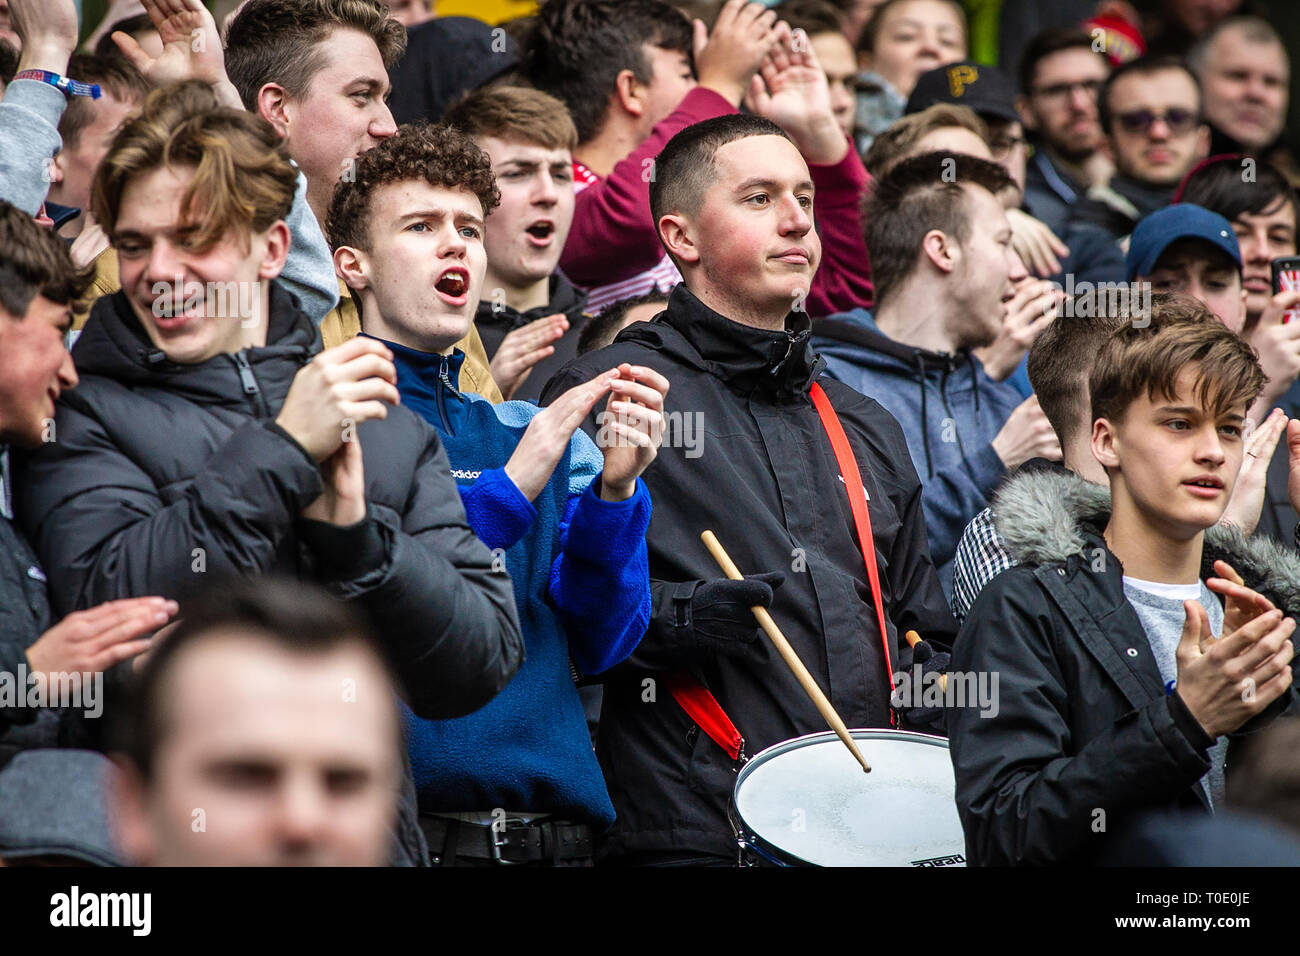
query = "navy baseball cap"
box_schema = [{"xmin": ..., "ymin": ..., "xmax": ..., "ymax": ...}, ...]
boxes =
[
  {"xmin": 1126, "ymin": 204, "xmax": 1242, "ymax": 282},
  {"xmin": 905, "ymin": 61, "xmax": 1020, "ymax": 125}
]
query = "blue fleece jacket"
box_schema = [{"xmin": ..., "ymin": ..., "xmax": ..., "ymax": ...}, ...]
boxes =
[
  {"xmin": 378, "ymin": 337, "xmax": 650, "ymax": 827},
  {"xmin": 811, "ymin": 309, "xmax": 1022, "ymax": 595}
]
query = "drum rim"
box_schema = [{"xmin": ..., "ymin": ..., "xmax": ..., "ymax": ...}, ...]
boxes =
[
  {"xmin": 736, "ymin": 728, "xmax": 949, "ymax": 789},
  {"xmin": 731, "ymin": 728, "xmax": 955, "ymax": 868}
]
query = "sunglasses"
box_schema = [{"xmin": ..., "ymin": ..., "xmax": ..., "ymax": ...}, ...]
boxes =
[{"xmin": 1114, "ymin": 108, "xmax": 1200, "ymax": 135}]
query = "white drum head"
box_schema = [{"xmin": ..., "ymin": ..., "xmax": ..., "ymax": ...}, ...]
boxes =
[{"xmin": 733, "ymin": 730, "xmax": 966, "ymax": 867}]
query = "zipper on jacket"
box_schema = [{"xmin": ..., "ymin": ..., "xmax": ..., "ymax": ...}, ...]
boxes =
[
  {"xmin": 435, "ymin": 354, "xmax": 458, "ymax": 434},
  {"xmin": 232, "ymin": 352, "xmax": 268, "ymax": 417}
]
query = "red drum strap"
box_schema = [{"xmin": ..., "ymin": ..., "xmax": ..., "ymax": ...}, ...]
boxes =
[
  {"xmin": 666, "ymin": 673, "xmax": 743, "ymax": 762},
  {"xmin": 667, "ymin": 381, "xmax": 899, "ymax": 760},
  {"xmin": 809, "ymin": 382, "xmax": 897, "ymax": 726}
]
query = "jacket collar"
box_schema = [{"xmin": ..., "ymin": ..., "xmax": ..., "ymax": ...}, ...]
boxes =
[
  {"xmin": 71, "ymin": 281, "xmax": 319, "ymax": 404},
  {"xmin": 619, "ymin": 283, "xmax": 824, "ymax": 400},
  {"xmin": 813, "ymin": 313, "xmax": 974, "ymax": 373},
  {"xmin": 474, "ymin": 273, "xmax": 587, "ymax": 327},
  {"xmin": 993, "ymin": 465, "xmax": 1300, "ymax": 614},
  {"xmin": 1108, "ymin": 174, "xmax": 1176, "ymax": 220}
]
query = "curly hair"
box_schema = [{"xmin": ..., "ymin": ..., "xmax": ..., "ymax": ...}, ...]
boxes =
[
  {"xmin": 92, "ymin": 81, "xmax": 298, "ymax": 254},
  {"xmin": 326, "ymin": 123, "xmax": 501, "ymax": 251}
]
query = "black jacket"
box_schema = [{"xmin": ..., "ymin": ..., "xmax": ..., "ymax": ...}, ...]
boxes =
[
  {"xmin": 14, "ymin": 284, "xmax": 524, "ymax": 721},
  {"xmin": 0, "ymin": 486, "xmax": 50, "ymax": 740},
  {"xmin": 474, "ymin": 273, "xmax": 590, "ymax": 403},
  {"xmin": 951, "ymin": 467, "xmax": 1300, "ymax": 866},
  {"xmin": 541, "ymin": 284, "xmax": 956, "ymax": 860},
  {"xmin": 1067, "ymin": 174, "xmax": 1175, "ymax": 244}
]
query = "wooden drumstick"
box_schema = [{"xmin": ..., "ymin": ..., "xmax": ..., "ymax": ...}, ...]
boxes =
[
  {"xmin": 700, "ymin": 530, "xmax": 871, "ymax": 774},
  {"xmin": 905, "ymin": 629, "xmax": 947, "ymax": 693}
]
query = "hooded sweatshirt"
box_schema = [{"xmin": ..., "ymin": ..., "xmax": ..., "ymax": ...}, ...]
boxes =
[{"xmin": 812, "ymin": 310, "xmax": 1022, "ymax": 593}]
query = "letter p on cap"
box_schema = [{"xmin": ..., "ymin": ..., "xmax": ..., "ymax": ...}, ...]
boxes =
[{"xmin": 948, "ymin": 65, "xmax": 978, "ymax": 97}]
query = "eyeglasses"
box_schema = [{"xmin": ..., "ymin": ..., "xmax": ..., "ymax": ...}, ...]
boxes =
[
  {"xmin": 988, "ymin": 134, "xmax": 1027, "ymax": 159},
  {"xmin": 1114, "ymin": 108, "xmax": 1201, "ymax": 135},
  {"xmin": 1030, "ymin": 79, "xmax": 1103, "ymax": 101}
]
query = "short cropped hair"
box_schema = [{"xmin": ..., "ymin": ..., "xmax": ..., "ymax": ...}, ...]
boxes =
[
  {"xmin": 92, "ymin": 81, "xmax": 298, "ymax": 253},
  {"xmin": 863, "ymin": 150, "xmax": 1015, "ymax": 305},
  {"xmin": 1017, "ymin": 27, "xmax": 1108, "ymax": 95},
  {"xmin": 1099, "ymin": 55, "xmax": 1202, "ymax": 134},
  {"xmin": 650, "ymin": 113, "xmax": 793, "ymax": 227},
  {"xmin": 863, "ymin": 103, "xmax": 988, "ymax": 175},
  {"xmin": 525, "ymin": 0, "xmax": 693, "ymax": 144},
  {"xmin": 1177, "ymin": 155, "xmax": 1300, "ymax": 244},
  {"xmin": 224, "ymin": 0, "xmax": 407, "ymax": 111},
  {"xmin": 857, "ymin": 0, "xmax": 966, "ymax": 56},
  {"xmin": 443, "ymin": 85, "xmax": 578, "ymax": 152},
  {"xmin": 1090, "ymin": 294, "xmax": 1265, "ymax": 427},
  {"xmin": 0, "ymin": 201, "xmax": 94, "ymax": 318},
  {"xmin": 1027, "ymin": 302, "xmax": 1131, "ymax": 447},
  {"xmin": 1187, "ymin": 15, "xmax": 1287, "ymax": 78},
  {"xmin": 326, "ymin": 123, "xmax": 501, "ymax": 252},
  {"xmin": 578, "ymin": 289, "xmax": 669, "ymax": 354},
  {"xmin": 117, "ymin": 577, "xmax": 395, "ymax": 782},
  {"xmin": 59, "ymin": 54, "xmax": 148, "ymax": 151}
]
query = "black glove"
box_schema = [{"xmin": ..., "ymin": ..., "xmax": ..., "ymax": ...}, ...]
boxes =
[
  {"xmin": 892, "ymin": 637, "xmax": 951, "ymax": 733},
  {"xmin": 683, "ymin": 572, "xmax": 785, "ymax": 659}
]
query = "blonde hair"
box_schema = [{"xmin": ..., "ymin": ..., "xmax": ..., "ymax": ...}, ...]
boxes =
[{"xmin": 92, "ymin": 81, "xmax": 297, "ymax": 252}]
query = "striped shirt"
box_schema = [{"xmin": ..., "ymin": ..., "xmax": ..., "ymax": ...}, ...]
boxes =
[{"xmin": 571, "ymin": 159, "xmax": 681, "ymax": 314}]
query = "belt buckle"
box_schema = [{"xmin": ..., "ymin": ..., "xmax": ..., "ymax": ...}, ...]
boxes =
[{"xmin": 488, "ymin": 817, "xmax": 532, "ymax": 865}]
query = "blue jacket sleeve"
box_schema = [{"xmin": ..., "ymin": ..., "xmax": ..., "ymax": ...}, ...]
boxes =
[
  {"xmin": 457, "ymin": 467, "xmax": 537, "ymax": 552},
  {"xmin": 549, "ymin": 477, "xmax": 651, "ymax": 675}
]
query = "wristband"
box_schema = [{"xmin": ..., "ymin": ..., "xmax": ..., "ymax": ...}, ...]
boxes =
[{"xmin": 12, "ymin": 69, "xmax": 101, "ymax": 99}]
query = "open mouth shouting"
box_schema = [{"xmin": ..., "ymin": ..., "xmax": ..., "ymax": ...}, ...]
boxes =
[
  {"xmin": 524, "ymin": 220, "xmax": 555, "ymax": 247},
  {"xmin": 435, "ymin": 266, "xmax": 471, "ymax": 306}
]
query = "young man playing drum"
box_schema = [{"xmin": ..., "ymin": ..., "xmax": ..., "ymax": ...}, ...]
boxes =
[
  {"xmin": 541, "ymin": 113, "xmax": 957, "ymax": 866},
  {"xmin": 950, "ymin": 296, "xmax": 1300, "ymax": 865}
]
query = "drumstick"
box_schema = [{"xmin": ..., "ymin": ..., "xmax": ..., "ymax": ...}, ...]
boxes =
[
  {"xmin": 700, "ymin": 530, "xmax": 871, "ymax": 774},
  {"xmin": 905, "ymin": 629, "xmax": 948, "ymax": 693}
]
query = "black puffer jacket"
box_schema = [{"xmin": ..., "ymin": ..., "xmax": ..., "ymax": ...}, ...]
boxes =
[
  {"xmin": 951, "ymin": 467, "xmax": 1300, "ymax": 866},
  {"xmin": 0, "ymin": 489, "xmax": 49, "ymax": 741},
  {"xmin": 541, "ymin": 284, "xmax": 956, "ymax": 861},
  {"xmin": 14, "ymin": 284, "xmax": 524, "ymax": 721}
]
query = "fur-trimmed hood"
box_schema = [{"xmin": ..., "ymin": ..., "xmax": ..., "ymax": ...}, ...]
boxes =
[{"xmin": 992, "ymin": 466, "xmax": 1300, "ymax": 615}]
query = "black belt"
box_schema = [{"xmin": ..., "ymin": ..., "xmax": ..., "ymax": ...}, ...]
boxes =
[{"xmin": 418, "ymin": 814, "xmax": 595, "ymax": 865}]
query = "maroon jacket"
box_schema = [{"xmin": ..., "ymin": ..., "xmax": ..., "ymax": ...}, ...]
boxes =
[{"xmin": 561, "ymin": 87, "xmax": 875, "ymax": 317}]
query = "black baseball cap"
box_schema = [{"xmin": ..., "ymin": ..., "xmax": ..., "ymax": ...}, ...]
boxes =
[{"xmin": 906, "ymin": 61, "xmax": 1020, "ymax": 126}]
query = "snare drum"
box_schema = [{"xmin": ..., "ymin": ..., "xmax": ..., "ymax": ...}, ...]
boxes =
[{"xmin": 729, "ymin": 729, "xmax": 966, "ymax": 867}]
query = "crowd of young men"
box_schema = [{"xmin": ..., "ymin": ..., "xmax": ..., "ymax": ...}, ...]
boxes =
[{"xmin": 2, "ymin": 0, "xmax": 1300, "ymax": 869}]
